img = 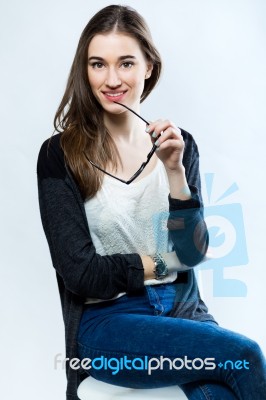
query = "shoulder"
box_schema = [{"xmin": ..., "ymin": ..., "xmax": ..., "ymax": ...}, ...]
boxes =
[{"xmin": 37, "ymin": 133, "xmax": 66, "ymax": 180}]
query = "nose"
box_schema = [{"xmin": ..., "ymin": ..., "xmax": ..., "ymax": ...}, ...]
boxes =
[{"xmin": 105, "ymin": 67, "xmax": 122, "ymax": 88}]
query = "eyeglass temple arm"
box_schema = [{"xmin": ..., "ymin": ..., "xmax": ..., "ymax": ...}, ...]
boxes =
[
  {"xmin": 114, "ymin": 100, "xmax": 160, "ymax": 158},
  {"xmin": 85, "ymin": 156, "xmax": 133, "ymax": 184},
  {"xmin": 113, "ymin": 101, "xmax": 150, "ymax": 125}
]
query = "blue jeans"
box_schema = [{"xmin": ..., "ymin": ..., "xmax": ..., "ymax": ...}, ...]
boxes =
[{"xmin": 77, "ymin": 282, "xmax": 266, "ymax": 400}]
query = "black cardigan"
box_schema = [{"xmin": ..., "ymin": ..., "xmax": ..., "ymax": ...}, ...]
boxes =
[{"xmin": 37, "ymin": 128, "xmax": 216, "ymax": 400}]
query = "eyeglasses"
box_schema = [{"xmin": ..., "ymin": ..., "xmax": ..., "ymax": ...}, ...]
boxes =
[{"xmin": 83, "ymin": 101, "xmax": 160, "ymax": 185}]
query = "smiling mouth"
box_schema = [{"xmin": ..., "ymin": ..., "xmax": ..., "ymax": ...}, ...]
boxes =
[
  {"xmin": 102, "ymin": 91, "xmax": 127, "ymax": 100},
  {"xmin": 105, "ymin": 92, "xmax": 124, "ymax": 97}
]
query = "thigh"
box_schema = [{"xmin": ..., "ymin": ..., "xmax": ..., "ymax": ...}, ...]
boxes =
[{"xmin": 77, "ymin": 311, "xmax": 253, "ymax": 389}]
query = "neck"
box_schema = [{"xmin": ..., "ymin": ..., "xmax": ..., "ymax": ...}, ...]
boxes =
[{"xmin": 103, "ymin": 105, "xmax": 146, "ymax": 145}]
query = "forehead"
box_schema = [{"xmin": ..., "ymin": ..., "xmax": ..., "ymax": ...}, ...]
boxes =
[{"xmin": 88, "ymin": 32, "xmax": 145, "ymax": 59}]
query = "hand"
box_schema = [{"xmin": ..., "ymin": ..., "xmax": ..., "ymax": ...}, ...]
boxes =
[{"xmin": 146, "ymin": 120, "xmax": 184, "ymax": 172}]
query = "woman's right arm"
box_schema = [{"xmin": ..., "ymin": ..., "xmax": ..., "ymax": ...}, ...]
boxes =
[{"xmin": 37, "ymin": 135, "xmax": 147, "ymax": 300}]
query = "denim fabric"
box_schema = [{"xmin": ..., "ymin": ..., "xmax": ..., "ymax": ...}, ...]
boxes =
[{"xmin": 77, "ymin": 283, "xmax": 266, "ymax": 400}]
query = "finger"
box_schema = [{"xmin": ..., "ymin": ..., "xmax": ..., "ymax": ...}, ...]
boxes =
[
  {"xmin": 145, "ymin": 119, "xmax": 163, "ymax": 134},
  {"xmin": 154, "ymin": 127, "xmax": 183, "ymax": 147},
  {"xmin": 148, "ymin": 120, "xmax": 179, "ymax": 138},
  {"xmin": 155, "ymin": 139, "xmax": 184, "ymax": 152}
]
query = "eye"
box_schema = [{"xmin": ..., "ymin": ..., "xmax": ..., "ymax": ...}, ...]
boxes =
[
  {"xmin": 121, "ymin": 62, "xmax": 134, "ymax": 69},
  {"xmin": 90, "ymin": 62, "xmax": 104, "ymax": 69}
]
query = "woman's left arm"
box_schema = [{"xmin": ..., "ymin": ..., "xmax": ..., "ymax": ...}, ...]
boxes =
[{"xmin": 147, "ymin": 121, "xmax": 209, "ymax": 267}]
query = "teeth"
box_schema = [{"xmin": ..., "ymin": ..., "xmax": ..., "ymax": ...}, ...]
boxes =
[{"xmin": 106, "ymin": 92, "xmax": 123, "ymax": 97}]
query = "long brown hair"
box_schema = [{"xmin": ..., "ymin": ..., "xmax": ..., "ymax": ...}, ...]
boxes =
[{"xmin": 54, "ymin": 5, "xmax": 162, "ymax": 200}]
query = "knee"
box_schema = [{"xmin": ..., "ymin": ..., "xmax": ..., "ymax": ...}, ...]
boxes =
[{"xmin": 239, "ymin": 336, "xmax": 265, "ymax": 368}]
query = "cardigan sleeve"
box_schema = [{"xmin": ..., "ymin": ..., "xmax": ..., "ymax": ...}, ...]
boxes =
[
  {"xmin": 167, "ymin": 129, "xmax": 209, "ymax": 266},
  {"xmin": 37, "ymin": 135, "xmax": 144, "ymax": 300}
]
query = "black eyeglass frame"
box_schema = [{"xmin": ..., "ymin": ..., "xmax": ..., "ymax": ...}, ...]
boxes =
[{"xmin": 83, "ymin": 101, "xmax": 160, "ymax": 185}]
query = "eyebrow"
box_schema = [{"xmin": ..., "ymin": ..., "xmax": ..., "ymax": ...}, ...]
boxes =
[{"xmin": 88, "ymin": 55, "xmax": 136, "ymax": 62}]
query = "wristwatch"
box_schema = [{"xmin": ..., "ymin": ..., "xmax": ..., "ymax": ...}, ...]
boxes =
[{"xmin": 152, "ymin": 253, "xmax": 169, "ymax": 280}]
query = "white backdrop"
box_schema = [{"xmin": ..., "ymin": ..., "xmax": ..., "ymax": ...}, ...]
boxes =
[{"xmin": 1, "ymin": 0, "xmax": 265, "ymax": 399}]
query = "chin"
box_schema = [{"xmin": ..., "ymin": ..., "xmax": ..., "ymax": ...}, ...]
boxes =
[{"xmin": 97, "ymin": 103, "xmax": 124, "ymax": 117}]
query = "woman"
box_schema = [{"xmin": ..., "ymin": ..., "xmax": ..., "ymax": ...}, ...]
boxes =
[{"xmin": 37, "ymin": 5, "xmax": 266, "ymax": 400}]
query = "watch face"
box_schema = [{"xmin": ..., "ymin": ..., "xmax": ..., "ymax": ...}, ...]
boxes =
[
  {"xmin": 153, "ymin": 254, "xmax": 169, "ymax": 279},
  {"xmin": 158, "ymin": 269, "xmax": 168, "ymax": 278},
  {"xmin": 157, "ymin": 263, "xmax": 165, "ymax": 275},
  {"xmin": 156, "ymin": 258, "xmax": 169, "ymax": 279}
]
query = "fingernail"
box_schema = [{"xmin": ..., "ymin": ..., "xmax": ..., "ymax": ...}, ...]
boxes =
[
  {"xmin": 145, "ymin": 126, "xmax": 150, "ymax": 133},
  {"xmin": 152, "ymin": 132, "xmax": 157, "ymax": 138},
  {"xmin": 155, "ymin": 139, "xmax": 159, "ymax": 146}
]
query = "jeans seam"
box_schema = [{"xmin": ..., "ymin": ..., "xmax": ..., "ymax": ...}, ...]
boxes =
[
  {"xmin": 225, "ymin": 371, "xmax": 242, "ymax": 399},
  {"xmin": 155, "ymin": 289, "xmax": 164, "ymax": 315},
  {"xmin": 199, "ymin": 384, "xmax": 214, "ymax": 400},
  {"xmin": 146, "ymin": 286, "xmax": 164, "ymax": 316}
]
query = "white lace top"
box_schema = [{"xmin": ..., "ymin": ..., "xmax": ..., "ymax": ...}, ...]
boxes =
[{"xmin": 84, "ymin": 159, "xmax": 177, "ymax": 304}]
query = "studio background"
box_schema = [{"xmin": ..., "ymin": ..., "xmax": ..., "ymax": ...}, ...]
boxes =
[{"xmin": 1, "ymin": 0, "xmax": 265, "ymax": 399}]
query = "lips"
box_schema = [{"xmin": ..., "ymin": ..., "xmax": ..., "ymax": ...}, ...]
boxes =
[
  {"xmin": 102, "ymin": 90, "xmax": 127, "ymax": 102},
  {"xmin": 104, "ymin": 92, "xmax": 124, "ymax": 97}
]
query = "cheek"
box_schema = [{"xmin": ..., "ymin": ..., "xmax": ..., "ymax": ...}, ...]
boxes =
[
  {"xmin": 128, "ymin": 73, "xmax": 145, "ymax": 90},
  {"xmin": 87, "ymin": 72, "xmax": 101, "ymax": 93},
  {"xmin": 134, "ymin": 76, "xmax": 146, "ymax": 94}
]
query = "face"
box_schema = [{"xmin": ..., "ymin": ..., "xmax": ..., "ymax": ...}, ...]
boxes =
[{"xmin": 87, "ymin": 32, "xmax": 153, "ymax": 113}]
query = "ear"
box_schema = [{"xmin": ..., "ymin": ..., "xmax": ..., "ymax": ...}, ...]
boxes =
[{"xmin": 145, "ymin": 63, "xmax": 153, "ymax": 79}]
